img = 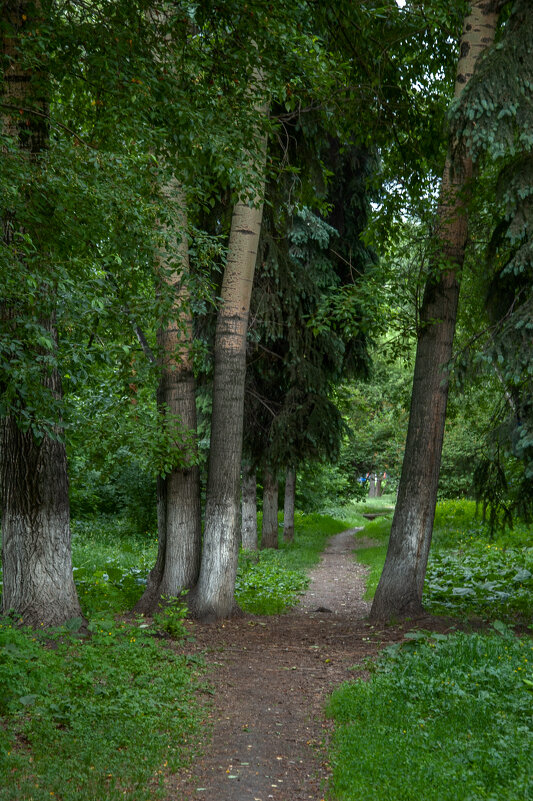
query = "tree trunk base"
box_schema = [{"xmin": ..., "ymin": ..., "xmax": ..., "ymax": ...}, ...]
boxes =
[
  {"xmin": 368, "ymin": 597, "xmax": 425, "ymax": 622},
  {"xmin": 186, "ymin": 588, "xmax": 245, "ymax": 623}
]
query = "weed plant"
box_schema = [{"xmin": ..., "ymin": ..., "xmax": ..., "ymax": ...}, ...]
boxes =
[
  {"xmin": 327, "ymin": 624, "xmax": 533, "ymax": 801},
  {"xmin": 0, "ymin": 614, "xmax": 203, "ymax": 801},
  {"xmin": 71, "ymin": 518, "xmax": 157, "ymax": 616}
]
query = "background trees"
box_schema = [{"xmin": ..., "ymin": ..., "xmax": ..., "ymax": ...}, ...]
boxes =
[{"xmin": 1, "ymin": 0, "xmax": 531, "ymax": 625}]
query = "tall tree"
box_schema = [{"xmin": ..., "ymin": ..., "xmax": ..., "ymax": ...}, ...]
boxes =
[
  {"xmin": 261, "ymin": 467, "xmax": 279, "ymax": 549},
  {"xmin": 241, "ymin": 463, "xmax": 258, "ymax": 550},
  {"xmin": 283, "ymin": 467, "xmax": 296, "ymax": 542},
  {"xmin": 188, "ymin": 108, "xmax": 268, "ymax": 619},
  {"xmin": 370, "ymin": 0, "xmax": 502, "ymax": 620},
  {"xmin": 135, "ymin": 182, "xmax": 201, "ymax": 614},
  {"xmin": 1, "ymin": 1, "xmax": 82, "ymax": 625},
  {"xmin": 243, "ymin": 139, "xmax": 374, "ymax": 521},
  {"xmin": 452, "ymin": 0, "xmax": 533, "ymax": 524}
]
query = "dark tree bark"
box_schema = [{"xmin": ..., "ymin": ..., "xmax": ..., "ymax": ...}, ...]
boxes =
[
  {"xmin": 283, "ymin": 468, "xmax": 296, "ymax": 543},
  {"xmin": 370, "ymin": 0, "xmax": 501, "ymax": 620},
  {"xmin": 241, "ymin": 464, "xmax": 258, "ymax": 551},
  {"xmin": 1, "ymin": 386, "xmax": 81, "ymax": 626},
  {"xmin": 135, "ymin": 186, "xmax": 201, "ymax": 615},
  {"xmin": 261, "ymin": 468, "xmax": 278, "ymax": 549},
  {"xmin": 1, "ymin": 2, "xmax": 81, "ymax": 626}
]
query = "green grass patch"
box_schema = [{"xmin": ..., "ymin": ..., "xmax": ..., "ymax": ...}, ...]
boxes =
[
  {"xmin": 323, "ymin": 494, "xmax": 396, "ymax": 522},
  {"xmin": 0, "ymin": 614, "xmax": 204, "ymax": 801},
  {"xmin": 352, "ymin": 515, "xmax": 392, "ymax": 600},
  {"xmin": 355, "ymin": 544, "xmax": 388, "ymax": 600},
  {"xmin": 236, "ymin": 511, "xmax": 357, "ymax": 615},
  {"xmin": 353, "ymin": 499, "xmax": 533, "ymax": 620},
  {"xmin": 327, "ymin": 625, "xmax": 533, "ymax": 801},
  {"xmin": 425, "ymin": 538, "xmax": 533, "ymax": 620}
]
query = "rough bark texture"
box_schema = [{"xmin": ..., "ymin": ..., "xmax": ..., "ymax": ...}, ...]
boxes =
[
  {"xmin": 135, "ymin": 186, "xmax": 201, "ymax": 615},
  {"xmin": 241, "ymin": 464, "xmax": 258, "ymax": 551},
  {"xmin": 189, "ymin": 180, "xmax": 266, "ymax": 621},
  {"xmin": 283, "ymin": 468, "xmax": 296, "ymax": 543},
  {"xmin": 1, "ymin": 401, "xmax": 81, "ymax": 626},
  {"xmin": 370, "ymin": 1, "xmax": 500, "ymax": 621},
  {"xmin": 1, "ymin": 2, "xmax": 81, "ymax": 626},
  {"xmin": 261, "ymin": 468, "xmax": 278, "ymax": 549}
]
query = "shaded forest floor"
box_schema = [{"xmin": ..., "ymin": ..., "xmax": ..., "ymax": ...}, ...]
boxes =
[{"xmin": 169, "ymin": 529, "xmax": 458, "ymax": 801}]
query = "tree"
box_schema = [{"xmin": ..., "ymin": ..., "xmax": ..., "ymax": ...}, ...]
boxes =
[
  {"xmin": 188, "ymin": 109, "xmax": 268, "ymax": 619},
  {"xmin": 1, "ymin": 1, "xmax": 82, "ymax": 625},
  {"xmin": 241, "ymin": 462, "xmax": 258, "ymax": 550},
  {"xmin": 451, "ymin": 0, "xmax": 533, "ymax": 524},
  {"xmin": 371, "ymin": 0, "xmax": 502, "ymax": 620},
  {"xmin": 283, "ymin": 467, "xmax": 296, "ymax": 542},
  {"xmin": 243, "ymin": 139, "xmax": 375, "ymax": 529},
  {"xmin": 135, "ymin": 183, "xmax": 201, "ymax": 614},
  {"xmin": 1, "ymin": 0, "xmax": 214, "ymax": 624},
  {"xmin": 261, "ymin": 467, "xmax": 279, "ymax": 549}
]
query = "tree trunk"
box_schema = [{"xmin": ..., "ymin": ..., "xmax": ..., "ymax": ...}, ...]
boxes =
[
  {"xmin": 241, "ymin": 464, "xmax": 258, "ymax": 551},
  {"xmin": 1, "ymin": 2, "xmax": 82, "ymax": 627},
  {"xmin": 1, "ymin": 399, "xmax": 81, "ymax": 627},
  {"xmin": 135, "ymin": 185, "xmax": 201, "ymax": 615},
  {"xmin": 189, "ymin": 151, "xmax": 267, "ymax": 620},
  {"xmin": 370, "ymin": 1, "xmax": 500, "ymax": 621},
  {"xmin": 261, "ymin": 468, "xmax": 278, "ymax": 549},
  {"xmin": 283, "ymin": 468, "xmax": 296, "ymax": 543}
]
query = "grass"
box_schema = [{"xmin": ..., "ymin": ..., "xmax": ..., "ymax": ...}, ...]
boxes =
[
  {"xmin": 327, "ymin": 497, "xmax": 533, "ymax": 801},
  {"xmin": 3, "ymin": 497, "xmax": 531, "ymax": 801},
  {"xmin": 71, "ymin": 517, "xmax": 157, "ymax": 617},
  {"xmin": 322, "ymin": 493, "xmax": 396, "ymax": 522},
  {"xmin": 0, "ymin": 507, "xmax": 357, "ymax": 798},
  {"xmin": 69, "ymin": 511, "xmax": 360, "ymax": 619},
  {"xmin": 351, "ymin": 515, "xmax": 392, "ymax": 600},
  {"xmin": 0, "ymin": 614, "xmax": 204, "ymax": 801},
  {"xmin": 327, "ymin": 624, "xmax": 533, "ymax": 801},
  {"xmin": 0, "ymin": 521, "xmax": 201, "ymax": 801},
  {"xmin": 352, "ymin": 498, "xmax": 533, "ymax": 621}
]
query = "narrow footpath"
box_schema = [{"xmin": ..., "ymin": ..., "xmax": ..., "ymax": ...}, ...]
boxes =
[{"xmin": 169, "ymin": 528, "xmax": 442, "ymax": 801}]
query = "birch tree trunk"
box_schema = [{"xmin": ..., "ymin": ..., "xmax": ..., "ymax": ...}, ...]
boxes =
[
  {"xmin": 261, "ymin": 468, "xmax": 278, "ymax": 549},
  {"xmin": 1, "ymin": 1, "xmax": 81, "ymax": 626},
  {"xmin": 283, "ymin": 468, "xmax": 296, "ymax": 543},
  {"xmin": 135, "ymin": 184, "xmax": 201, "ymax": 615},
  {"xmin": 370, "ymin": 0, "xmax": 500, "ymax": 620},
  {"xmin": 189, "ymin": 146, "xmax": 267, "ymax": 619},
  {"xmin": 241, "ymin": 464, "xmax": 258, "ymax": 551}
]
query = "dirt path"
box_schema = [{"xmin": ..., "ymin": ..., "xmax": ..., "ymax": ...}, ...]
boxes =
[{"xmin": 169, "ymin": 528, "xmax": 449, "ymax": 801}]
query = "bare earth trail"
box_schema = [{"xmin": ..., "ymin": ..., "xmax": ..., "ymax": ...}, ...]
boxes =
[{"xmin": 169, "ymin": 528, "xmax": 453, "ymax": 801}]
